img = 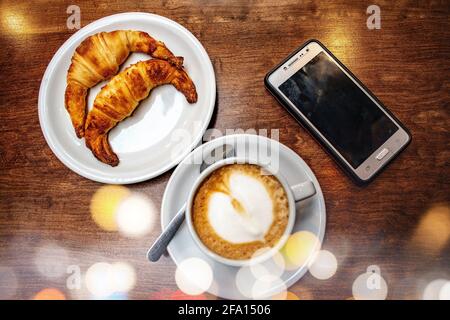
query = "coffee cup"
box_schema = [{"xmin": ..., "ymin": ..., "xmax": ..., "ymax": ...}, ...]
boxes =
[{"xmin": 185, "ymin": 156, "xmax": 316, "ymax": 267}]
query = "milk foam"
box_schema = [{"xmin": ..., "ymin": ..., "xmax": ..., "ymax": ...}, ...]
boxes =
[{"xmin": 207, "ymin": 173, "xmax": 274, "ymax": 243}]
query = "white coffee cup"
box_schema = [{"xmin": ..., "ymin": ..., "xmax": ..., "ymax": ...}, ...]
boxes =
[{"xmin": 185, "ymin": 156, "xmax": 316, "ymax": 267}]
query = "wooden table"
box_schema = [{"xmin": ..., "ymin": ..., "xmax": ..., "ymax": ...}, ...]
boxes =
[{"xmin": 0, "ymin": 0, "xmax": 449, "ymax": 300}]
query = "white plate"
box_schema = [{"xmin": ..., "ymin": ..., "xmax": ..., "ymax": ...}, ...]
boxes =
[
  {"xmin": 161, "ymin": 134, "xmax": 326, "ymax": 299},
  {"xmin": 38, "ymin": 13, "xmax": 215, "ymax": 184}
]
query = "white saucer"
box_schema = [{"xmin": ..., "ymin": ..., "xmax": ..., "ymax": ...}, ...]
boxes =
[
  {"xmin": 38, "ymin": 13, "xmax": 215, "ymax": 184},
  {"xmin": 161, "ymin": 134, "xmax": 326, "ymax": 299}
]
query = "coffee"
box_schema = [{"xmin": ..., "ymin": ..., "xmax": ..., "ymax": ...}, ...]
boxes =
[{"xmin": 191, "ymin": 164, "xmax": 289, "ymax": 260}]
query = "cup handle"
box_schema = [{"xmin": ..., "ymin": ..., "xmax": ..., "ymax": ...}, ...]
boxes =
[{"xmin": 290, "ymin": 181, "xmax": 316, "ymax": 202}]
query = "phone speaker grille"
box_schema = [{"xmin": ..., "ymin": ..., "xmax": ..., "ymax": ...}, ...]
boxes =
[{"xmin": 287, "ymin": 57, "xmax": 299, "ymax": 67}]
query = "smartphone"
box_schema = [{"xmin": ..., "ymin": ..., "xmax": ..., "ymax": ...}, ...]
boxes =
[{"xmin": 265, "ymin": 40, "xmax": 411, "ymax": 184}]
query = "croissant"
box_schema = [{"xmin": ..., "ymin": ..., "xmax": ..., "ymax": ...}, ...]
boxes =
[
  {"xmin": 84, "ymin": 59, "xmax": 198, "ymax": 166},
  {"xmin": 65, "ymin": 30, "xmax": 183, "ymax": 138}
]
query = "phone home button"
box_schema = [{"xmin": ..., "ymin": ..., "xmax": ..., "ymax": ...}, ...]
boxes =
[{"xmin": 376, "ymin": 148, "xmax": 389, "ymax": 161}]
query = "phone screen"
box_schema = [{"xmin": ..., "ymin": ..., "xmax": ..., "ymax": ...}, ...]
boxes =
[{"xmin": 279, "ymin": 52, "xmax": 398, "ymax": 168}]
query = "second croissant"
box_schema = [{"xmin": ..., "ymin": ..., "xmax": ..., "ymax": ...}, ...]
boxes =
[{"xmin": 84, "ymin": 59, "xmax": 198, "ymax": 167}]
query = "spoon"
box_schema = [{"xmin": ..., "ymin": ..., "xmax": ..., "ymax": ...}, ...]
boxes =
[{"xmin": 147, "ymin": 144, "xmax": 235, "ymax": 262}]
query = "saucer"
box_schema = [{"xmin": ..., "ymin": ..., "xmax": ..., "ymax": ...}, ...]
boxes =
[{"xmin": 161, "ymin": 134, "xmax": 326, "ymax": 299}]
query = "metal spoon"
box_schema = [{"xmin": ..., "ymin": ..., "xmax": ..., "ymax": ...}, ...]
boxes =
[{"xmin": 147, "ymin": 144, "xmax": 235, "ymax": 262}]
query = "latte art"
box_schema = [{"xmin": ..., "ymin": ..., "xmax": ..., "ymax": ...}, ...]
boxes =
[
  {"xmin": 208, "ymin": 173, "xmax": 274, "ymax": 243},
  {"xmin": 192, "ymin": 164, "xmax": 289, "ymax": 260}
]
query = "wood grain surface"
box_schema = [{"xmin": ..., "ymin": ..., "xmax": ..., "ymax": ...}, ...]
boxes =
[{"xmin": 0, "ymin": 0, "xmax": 449, "ymax": 300}]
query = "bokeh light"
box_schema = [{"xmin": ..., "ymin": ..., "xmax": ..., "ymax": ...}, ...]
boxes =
[
  {"xmin": 236, "ymin": 264, "xmax": 287, "ymax": 300},
  {"xmin": 85, "ymin": 261, "xmax": 136, "ymax": 299},
  {"xmin": 0, "ymin": 266, "xmax": 18, "ymax": 299},
  {"xmin": 0, "ymin": 7, "xmax": 31, "ymax": 35},
  {"xmin": 101, "ymin": 292, "xmax": 128, "ymax": 300},
  {"xmin": 175, "ymin": 258, "xmax": 213, "ymax": 296},
  {"xmin": 438, "ymin": 281, "xmax": 450, "ymax": 300},
  {"xmin": 148, "ymin": 288, "xmax": 207, "ymax": 300},
  {"xmin": 252, "ymin": 275, "xmax": 286, "ymax": 299},
  {"xmin": 272, "ymin": 291, "xmax": 300, "ymax": 300},
  {"xmin": 111, "ymin": 262, "xmax": 136, "ymax": 293},
  {"xmin": 250, "ymin": 248, "xmax": 285, "ymax": 279},
  {"xmin": 422, "ymin": 279, "xmax": 448, "ymax": 300},
  {"xmin": 33, "ymin": 288, "xmax": 66, "ymax": 300},
  {"xmin": 90, "ymin": 185, "xmax": 130, "ymax": 232},
  {"xmin": 170, "ymin": 290, "xmax": 208, "ymax": 300},
  {"xmin": 280, "ymin": 231, "xmax": 320, "ymax": 270},
  {"xmin": 116, "ymin": 193, "xmax": 156, "ymax": 238},
  {"xmin": 33, "ymin": 243, "xmax": 69, "ymax": 278},
  {"xmin": 272, "ymin": 286, "xmax": 314, "ymax": 300},
  {"xmin": 235, "ymin": 267, "xmax": 255, "ymax": 298},
  {"xmin": 411, "ymin": 205, "xmax": 450, "ymax": 255},
  {"xmin": 352, "ymin": 266, "xmax": 388, "ymax": 300},
  {"xmin": 85, "ymin": 262, "xmax": 114, "ymax": 298},
  {"xmin": 308, "ymin": 250, "xmax": 338, "ymax": 280}
]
